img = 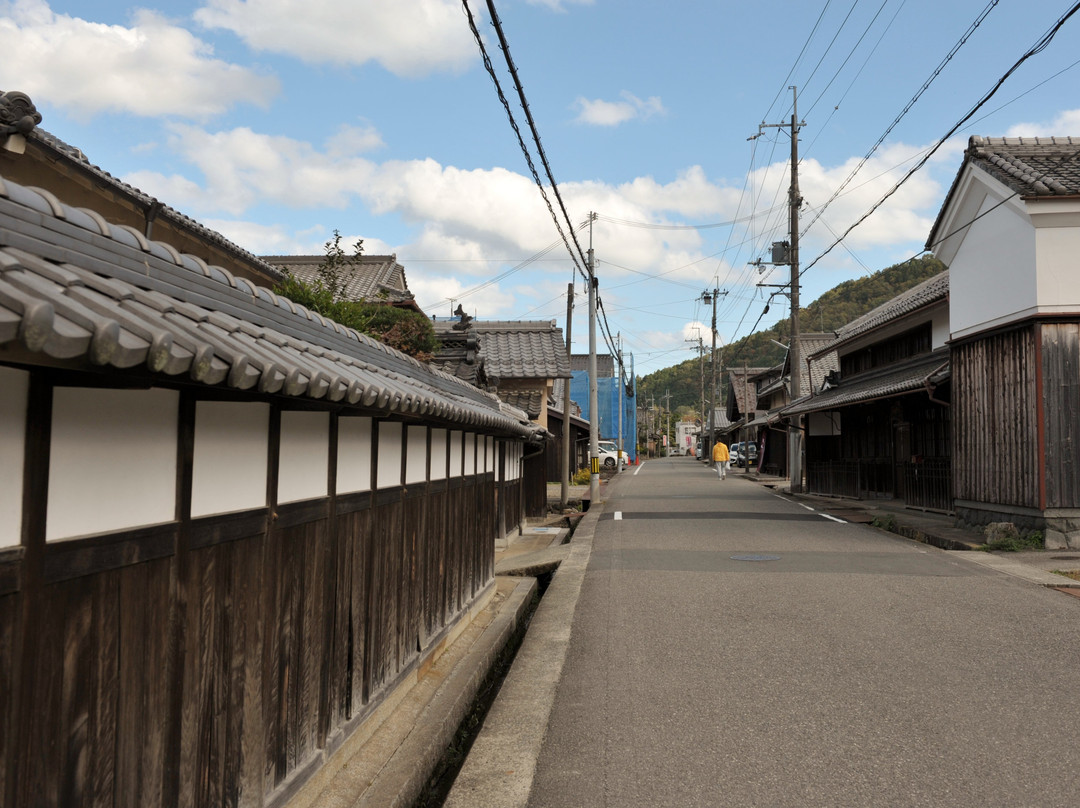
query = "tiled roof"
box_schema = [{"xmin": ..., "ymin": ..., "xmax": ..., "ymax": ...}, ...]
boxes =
[
  {"xmin": 927, "ymin": 136, "xmax": 1080, "ymax": 252},
  {"xmin": 783, "ymin": 350, "xmax": 949, "ymax": 416},
  {"xmin": 500, "ymin": 388, "xmax": 545, "ymax": 419},
  {"xmin": 727, "ymin": 367, "xmax": 768, "ymax": 414},
  {"xmin": 826, "ymin": 271, "xmax": 948, "ymax": 353},
  {"xmin": 433, "ymin": 320, "xmax": 571, "ymax": 380},
  {"xmin": 0, "ymin": 176, "xmax": 540, "ymax": 439},
  {"xmin": 570, "ymin": 353, "xmax": 615, "ymax": 376},
  {"xmin": 965, "ymin": 136, "xmax": 1080, "ymax": 196},
  {"xmin": 263, "ymin": 254, "xmax": 416, "ymax": 307}
]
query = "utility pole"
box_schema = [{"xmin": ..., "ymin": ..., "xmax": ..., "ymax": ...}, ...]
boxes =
[
  {"xmin": 560, "ymin": 282, "xmax": 573, "ymax": 509},
  {"xmin": 617, "ymin": 332, "xmax": 624, "ymax": 472},
  {"xmin": 663, "ymin": 390, "xmax": 672, "ymax": 457},
  {"xmin": 701, "ymin": 287, "xmax": 726, "ymax": 458},
  {"xmin": 685, "ymin": 332, "xmax": 705, "ymax": 452},
  {"xmin": 758, "ymin": 86, "xmax": 805, "ymax": 492},
  {"xmin": 587, "ymin": 212, "xmax": 600, "ymax": 504}
]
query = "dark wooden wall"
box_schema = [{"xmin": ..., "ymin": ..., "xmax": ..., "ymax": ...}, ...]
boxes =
[
  {"xmin": 1040, "ymin": 322, "xmax": 1080, "ymax": 509},
  {"xmin": 953, "ymin": 326, "xmax": 1039, "ymax": 509},
  {"xmin": 1, "ymin": 378, "xmax": 522, "ymax": 808}
]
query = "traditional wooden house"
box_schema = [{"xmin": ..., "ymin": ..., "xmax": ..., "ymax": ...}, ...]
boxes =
[
  {"xmin": 752, "ymin": 336, "xmax": 839, "ymax": 476},
  {"xmin": 927, "ymin": 136, "xmax": 1080, "ymax": 547},
  {"xmin": 0, "ymin": 167, "xmax": 543, "ymax": 806},
  {"xmin": 432, "ymin": 319, "xmax": 570, "ymax": 516},
  {"xmin": 723, "ymin": 366, "xmax": 768, "ymax": 449},
  {"xmin": 0, "ymin": 91, "xmax": 281, "ymax": 289},
  {"xmin": 783, "ymin": 272, "xmax": 952, "ymax": 510},
  {"xmin": 263, "ymin": 253, "xmax": 421, "ymax": 312}
]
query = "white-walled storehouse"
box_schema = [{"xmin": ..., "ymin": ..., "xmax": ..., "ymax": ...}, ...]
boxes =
[
  {"xmin": 0, "ymin": 115, "xmax": 543, "ymax": 804},
  {"xmin": 928, "ymin": 136, "xmax": 1080, "ymax": 547}
]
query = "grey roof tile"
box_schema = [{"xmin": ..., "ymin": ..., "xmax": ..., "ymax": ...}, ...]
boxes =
[
  {"xmin": 0, "ymin": 178, "xmax": 540, "ymax": 439},
  {"xmin": 264, "ymin": 253, "xmax": 417, "ymax": 306},
  {"xmin": 784, "ymin": 350, "xmax": 949, "ymax": 415},
  {"xmin": 827, "ymin": 271, "xmax": 948, "ymax": 353},
  {"xmin": 433, "ymin": 320, "xmax": 571, "ymax": 380},
  {"xmin": 966, "ymin": 136, "xmax": 1080, "ymax": 196}
]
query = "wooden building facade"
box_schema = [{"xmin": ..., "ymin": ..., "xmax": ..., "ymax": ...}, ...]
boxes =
[
  {"xmin": 929, "ymin": 136, "xmax": 1080, "ymax": 547},
  {"xmin": 0, "ymin": 172, "xmax": 541, "ymax": 807}
]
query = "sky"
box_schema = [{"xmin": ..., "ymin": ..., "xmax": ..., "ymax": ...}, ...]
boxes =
[{"xmin": 2, "ymin": 0, "xmax": 1079, "ymax": 376}]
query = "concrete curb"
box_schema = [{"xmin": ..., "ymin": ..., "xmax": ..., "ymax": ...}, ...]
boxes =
[
  {"xmin": 947, "ymin": 551, "xmax": 1080, "ymax": 588},
  {"xmin": 443, "ymin": 486, "xmax": 608, "ymax": 808}
]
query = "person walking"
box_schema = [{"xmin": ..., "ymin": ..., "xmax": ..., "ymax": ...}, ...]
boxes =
[{"xmin": 712, "ymin": 439, "xmax": 730, "ymax": 480}]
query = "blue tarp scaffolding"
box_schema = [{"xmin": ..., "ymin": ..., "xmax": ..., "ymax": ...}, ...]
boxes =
[{"xmin": 569, "ymin": 366, "xmax": 637, "ymax": 463}]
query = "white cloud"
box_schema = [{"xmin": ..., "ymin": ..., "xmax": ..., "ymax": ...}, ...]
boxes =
[
  {"xmin": 195, "ymin": 0, "xmax": 477, "ymax": 76},
  {"xmin": 0, "ymin": 0, "xmax": 278, "ymax": 119},
  {"xmin": 1005, "ymin": 108, "xmax": 1080, "ymax": 138},
  {"xmin": 573, "ymin": 91, "xmax": 665, "ymax": 126},
  {"xmin": 525, "ymin": 0, "xmax": 593, "ymax": 11},
  {"xmin": 123, "ymin": 123, "xmax": 381, "ymax": 215}
]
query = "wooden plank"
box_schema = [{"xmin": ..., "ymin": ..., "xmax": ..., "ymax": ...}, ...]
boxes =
[
  {"xmin": 347, "ymin": 510, "xmax": 368, "ymax": 717},
  {"xmin": 89, "ymin": 571, "xmax": 120, "ymax": 808},
  {"xmin": 58, "ymin": 577, "xmax": 92, "ymax": 806},
  {"xmin": 0, "ymin": 594, "xmax": 16, "ymax": 807}
]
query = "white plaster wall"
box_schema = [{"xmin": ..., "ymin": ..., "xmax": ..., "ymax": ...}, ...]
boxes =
[
  {"xmin": 497, "ymin": 440, "xmax": 505, "ymax": 482},
  {"xmin": 406, "ymin": 426, "xmax": 428, "ymax": 484},
  {"xmin": 1035, "ymin": 221, "xmax": 1080, "ymax": 312},
  {"xmin": 449, "ymin": 431, "xmax": 463, "ymax": 478},
  {"xmin": 0, "ymin": 367, "xmax": 28, "ymax": 548},
  {"xmin": 464, "ymin": 433, "xmax": 476, "ymax": 475},
  {"xmin": 377, "ymin": 421, "xmax": 404, "ymax": 489},
  {"xmin": 931, "ymin": 308, "xmax": 950, "ymax": 350},
  {"xmin": 278, "ymin": 411, "xmax": 329, "ymax": 503},
  {"xmin": 430, "ymin": 429, "xmax": 448, "ymax": 480},
  {"xmin": 191, "ymin": 401, "xmax": 269, "ymax": 517},
  {"xmin": 337, "ymin": 416, "xmax": 372, "ymax": 493},
  {"xmin": 486, "ymin": 436, "xmax": 494, "ymax": 474},
  {"xmin": 949, "ymin": 191, "xmax": 1037, "ymax": 339},
  {"xmin": 47, "ymin": 387, "xmax": 178, "ymax": 541}
]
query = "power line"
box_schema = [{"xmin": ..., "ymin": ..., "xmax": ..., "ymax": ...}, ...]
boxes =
[
  {"xmin": 801, "ymin": 0, "xmax": 1080, "ymax": 278},
  {"xmin": 461, "ymin": 0, "xmax": 588, "ymax": 283},
  {"xmin": 483, "ymin": 0, "xmax": 591, "ymax": 277}
]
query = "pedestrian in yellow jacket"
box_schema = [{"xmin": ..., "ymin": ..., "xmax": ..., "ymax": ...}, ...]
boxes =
[{"xmin": 711, "ymin": 440, "xmax": 730, "ymax": 480}]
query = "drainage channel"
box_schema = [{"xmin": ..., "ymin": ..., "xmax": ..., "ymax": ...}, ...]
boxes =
[{"xmin": 410, "ymin": 519, "xmax": 576, "ymax": 808}]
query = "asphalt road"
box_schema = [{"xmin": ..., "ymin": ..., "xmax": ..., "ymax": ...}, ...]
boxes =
[{"xmin": 519, "ymin": 458, "xmax": 1080, "ymax": 807}]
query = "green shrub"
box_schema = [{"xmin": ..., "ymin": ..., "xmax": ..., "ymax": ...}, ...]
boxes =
[{"xmin": 571, "ymin": 468, "xmax": 591, "ymax": 485}]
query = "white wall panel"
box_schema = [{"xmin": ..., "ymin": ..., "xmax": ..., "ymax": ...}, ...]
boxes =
[
  {"xmin": 406, "ymin": 426, "xmax": 428, "ymax": 484},
  {"xmin": 0, "ymin": 367, "xmax": 28, "ymax": 547},
  {"xmin": 377, "ymin": 421, "xmax": 404, "ymax": 489},
  {"xmin": 47, "ymin": 387, "xmax": 178, "ymax": 541},
  {"xmin": 430, "ymin": 429, "xmax": 448, "ymax": 480},
  {"xmin": 449, "ymin": 431, "xmax": 463, "ymax": 478},
  {"xmin": 337, "ymin": 416, "xmax": 372, "ymax": 493},
  {"xmin": 486, "ymin": 436, "xmax": 495, "ymax": 474},
  {"xmin": 191, "ymin": 401, "xmax": 269, "ymax": 517},
  {"xmin": 278, "ymin": 410, "xmax": 329, "ymax": 503},
  {"xmin": 464, "ymin": 433, "xmax": 476, "ymax": 475}
]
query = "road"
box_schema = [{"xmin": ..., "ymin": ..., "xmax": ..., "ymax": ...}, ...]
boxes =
[{"xmin": 519, "ymin": 458, "xmax": 1080, "ymax": 807}]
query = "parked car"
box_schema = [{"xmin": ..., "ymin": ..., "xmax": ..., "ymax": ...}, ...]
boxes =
[
  {"xmin": 598, "ymin": 440, "xmax": 628, "ymax": 467},
  {"xmin": 730, "ymin": 441, "xmax": 758, "ymax": 467}
]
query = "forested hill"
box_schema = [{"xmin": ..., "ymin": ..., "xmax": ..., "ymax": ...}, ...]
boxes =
[{"xmin": 637, "ymin": 254, "xmax": 946, "ymax": 413}]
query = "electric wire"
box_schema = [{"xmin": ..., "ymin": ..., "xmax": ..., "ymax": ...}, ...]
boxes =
[
  {"xmin": 483, "ymin": 0, "xmax": 591, "ymax": 276},
  {"xmin": 799, "ymin": 0, "xmax": 1001, "ymax": 239},
  {"xmin": 461, "ymin": 0, "xmax": 588, "ymax": 283},
  {"xmin": 800, "ymin": 0, "xmax": 1080, "ymax": 279}
]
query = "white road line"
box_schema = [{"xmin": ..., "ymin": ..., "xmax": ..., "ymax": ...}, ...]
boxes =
[
  {"xmin": 799, "ymin": 503, "xmax": 815, "ymax": 511},
  {"xmin": 819, "ymin": 513, "xmax": 846, "ymax": 523},
  {"xmin": 614, "ymin": 511, "xmax": 622, "ymax": 520},
  {"xmin": 633, "ymin": 464, "xmax": 643, "ymax": 476}
]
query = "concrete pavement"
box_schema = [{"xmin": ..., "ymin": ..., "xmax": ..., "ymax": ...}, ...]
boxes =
[
  {"xmin": 447, "ymin": 458, "xmax": 1080, "ymax": 807},
  {"xmin": 305, "ymin": 460, "xmax": 1080, "ymax": 806}
]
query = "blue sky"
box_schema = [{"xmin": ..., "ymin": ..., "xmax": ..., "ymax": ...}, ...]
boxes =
[{"xmin": 2, "ymin": 0, "xmax": 1079, "ymax": 375}]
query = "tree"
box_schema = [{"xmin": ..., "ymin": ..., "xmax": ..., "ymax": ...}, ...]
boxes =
[{"xmin": 273, "ymin": 230, "xmax": 439, "ymax": 360}]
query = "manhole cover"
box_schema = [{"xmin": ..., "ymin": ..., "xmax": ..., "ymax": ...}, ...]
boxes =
[{"xmin": 730, "ymin": 554, "xmax": 781, "ymax": 562}]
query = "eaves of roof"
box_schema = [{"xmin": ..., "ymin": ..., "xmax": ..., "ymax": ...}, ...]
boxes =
[
  {"xmin": 823, "ymin": 272, "xmax": 948, "ymax": 356},
  {"xmin": 0, "ymin": 177, "xmax": 541, "ymax": 440},
  {"xmin": 782, "ymin": 350, "xmax": 949, "ymax": 416}
]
